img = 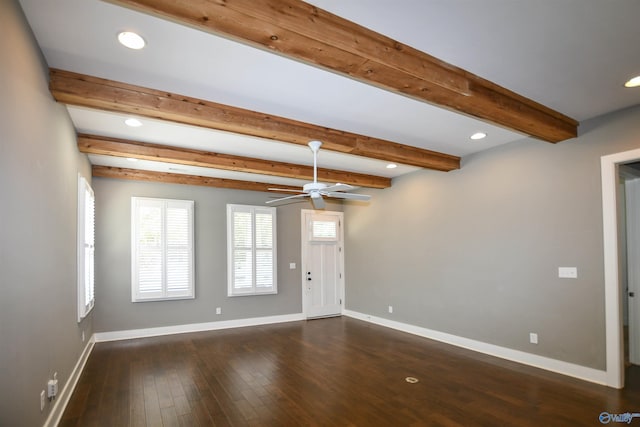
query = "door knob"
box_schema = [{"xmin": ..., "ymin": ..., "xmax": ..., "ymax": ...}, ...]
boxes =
[{"xmin": 630, "ymin": 292, "xmax": 635, "ymax": 297}]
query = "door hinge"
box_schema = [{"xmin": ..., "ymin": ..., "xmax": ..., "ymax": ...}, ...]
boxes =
[
  {"xmin": 340, "ymin": 299, "xmax": 342, "ymax": 305},
  {"xmin": 339, "ymin": 273, "xmax": 342, "ymax": 279}
]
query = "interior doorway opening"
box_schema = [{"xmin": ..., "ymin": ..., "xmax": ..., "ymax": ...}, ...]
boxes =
[
  {"xmin": 620, "ymin": 164, "xmax": 640, "ymax": 370},
  {"xmin": 601, "ymin": 147, "xmax": 640, "ymax": 389}
]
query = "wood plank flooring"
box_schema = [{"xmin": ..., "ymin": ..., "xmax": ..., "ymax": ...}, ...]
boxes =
[{"xmin": 60, "ymin": 317, "xmax": 640, "ymax": 426}]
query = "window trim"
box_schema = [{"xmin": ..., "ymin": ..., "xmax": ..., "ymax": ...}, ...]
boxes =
[
  {"xmin": 131, "ymin": 197, "xmax": 195, "ymax": 302},
  {"xmin": 77, "ymin": 174, "xmax": 95, "ymax": 322},
  {"xmin": 227, "ymin": 204, "xmax": 277, "ymax": 296}
]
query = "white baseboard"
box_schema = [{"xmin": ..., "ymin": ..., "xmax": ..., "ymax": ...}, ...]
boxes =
[
  {"xmin": 44, "ymin": 335, "xmax": 95, "ymax": 427},
  {"xmin": 94, "ymin": 312, "xmax": 306, "ymax": 342},
  {"xmin": 342, "ymin": 309, "xmax": 608, "ymax": 386}
]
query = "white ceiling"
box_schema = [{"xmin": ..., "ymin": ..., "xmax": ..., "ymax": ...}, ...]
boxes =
[{"xmin": 18, "ymin": 0, "xmax": 640, "ymax": 187}]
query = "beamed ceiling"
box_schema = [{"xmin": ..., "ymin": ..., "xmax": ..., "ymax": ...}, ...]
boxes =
[{"xmin": 18, "ymin": 0, "xmax": 640, "ymax": 197}]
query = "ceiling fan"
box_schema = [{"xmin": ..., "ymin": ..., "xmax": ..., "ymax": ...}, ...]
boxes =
[{"xmin": 267, "ymin": 140, "xmax": 372, "ymax": 209}]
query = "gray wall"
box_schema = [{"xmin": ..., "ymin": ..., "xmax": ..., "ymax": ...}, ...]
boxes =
[
  {"xmin": 0, "ymin": 1, "xmax": 93, "ymax": 425},
  {"xmin": 93, "ymin": 178, "xmax": 342, "ymax": 332},
  {"xmin": 344, "ymin": 105, "xmax": 640, "ymax": 371}
]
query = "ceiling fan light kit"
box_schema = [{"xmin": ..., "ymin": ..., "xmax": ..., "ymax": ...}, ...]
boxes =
[{"xmin": 267, "ymin": 141, "xmax": 372, "ymax": 210}]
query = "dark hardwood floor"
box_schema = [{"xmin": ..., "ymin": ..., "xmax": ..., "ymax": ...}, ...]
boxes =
[{"xmin": 61, "ymin": 317, "xmax": 640, "ymax": 426}]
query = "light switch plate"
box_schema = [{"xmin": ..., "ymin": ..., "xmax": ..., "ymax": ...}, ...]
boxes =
[
  {"xmin": 558, "ymin": 267, "xmax": 578, "ymax": 278},
  {"xmin": 289, "ymin": 262, "xmax": 296, "ymax": 270}
]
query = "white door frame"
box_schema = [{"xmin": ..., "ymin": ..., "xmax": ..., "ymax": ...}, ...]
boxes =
[
  {"xmin": 300, "ymin": 209, "xmax": 344, "ymax": 318},
  {"xmin": 601, "ymin": 147, "xmax": 640, "ymax": 388}
]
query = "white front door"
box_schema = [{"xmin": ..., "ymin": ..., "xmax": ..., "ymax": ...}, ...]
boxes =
[{"xmin": 301, "ymin": 210, "xmax": 344, "ymax": 319}]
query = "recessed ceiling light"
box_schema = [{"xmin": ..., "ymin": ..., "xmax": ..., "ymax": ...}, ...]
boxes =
[
  {"xmin": 117, "ymin": 31, "xmax": 146, "ymax": 50},
  {"xmin": 124, "ymin": 118, "xmax": 143, "ymax": 127},
  {"xmin": 126, "ymin": 157, "xmax": 139, "ymax": 162},
  {"xmin": 386, "ymin": 163, "xmax": 398, "ymax": 169},
  {"xmin": 624, "ymin": 75, "xmax": 640, "ymax": 88},
  {"xmin": 470, "ymin": 132, "xmax": 487, "ymax": 140}
]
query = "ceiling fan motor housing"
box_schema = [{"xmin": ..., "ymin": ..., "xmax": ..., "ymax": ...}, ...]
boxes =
[{"xmin": 303, "ymin": 182, "xmax": 327, "ymax": 193}]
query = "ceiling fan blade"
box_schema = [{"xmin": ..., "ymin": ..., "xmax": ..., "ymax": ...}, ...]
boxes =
[
  {"xmin": 268, "ymin": 198, "xmax": 309, "ymax": 206},
  {"xmin": 323, "ymin": 183, "xmax": 354, "ymax": 193},
  {"xmin": 266, "ymin": 193, "xmax": 308, "ymax": 204},
  {"xmin": 325, "ymin": 192, "xmax": 371, "ymax": 201},
  {"xmin": 268, "ymin": 188, "xmax": 305, "ymax": 194},
  {"xmin": 310, "ymin": 195, "xmax": 326, "ymax": 209}
]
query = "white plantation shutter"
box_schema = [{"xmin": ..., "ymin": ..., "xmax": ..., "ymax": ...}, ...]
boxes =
[
  {"xmin": 255, "ymin": 251, "xmax": 273, "ymax": 288},
  {"xmin": 227, "ymin": 205, "xmax": 277, "ymax": 296},
  {"xmin": 77, "ymin": 175, "xmax": 95, "ymax": 322},
  {"xmin": 233, "ymin": 211, "xmax": 253, "ymax": 289},
  {"xmin": 166, "ymin": 203, "xmax": 192, "ymax": 296},
  {"xmin": 132, "ymin": 198, "xmax": 194, "ymax": 301},
  {"xmin": 84, "ymin": 186, "xmax": 95, "ymax": 305},
  {"xmin": 137, "ymin": 202, "xmax": 163, "ymax": 298},
  {"xmin": 255, "ymin": 212, "xmax": 273, "ymax": 289}
]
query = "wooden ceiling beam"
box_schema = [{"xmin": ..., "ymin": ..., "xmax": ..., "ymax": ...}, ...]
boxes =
[
  {"xmin": 106, "ymin": 0, "xmax": 578, "ymax": 143},
  {"xmin": 50, "ymin": 69, "xmax": 460, "ymax": 171},
  {"xmin": 79, "ymin": 134, "xmax": 391, "ymax": 189},
  {"xmin": 92, "ymin": 165, "xmax": 302, "ymax": 193}
]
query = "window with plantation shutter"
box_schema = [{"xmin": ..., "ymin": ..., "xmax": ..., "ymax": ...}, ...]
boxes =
[
  {"xmin": 131, "ymin": 197, "xmax": 194, "ymax": 302},
  {"xmin": 77, "ymin": 175, "xmax": 95, "ymax": 322},
  {"xmin": 227, "ymin": 204, "xmax": 277, "ymax": 296}
]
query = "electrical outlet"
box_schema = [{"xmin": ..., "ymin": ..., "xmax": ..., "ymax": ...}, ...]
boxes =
[
  {"xmin": 529, "ymin": 333, "xmax": 538, "ymax": 344},
  {"xmin": 40, "ymin": 390, "xmax": 45, "ymax": 411},
  {"xmin": 47, "ymin": 379, "xmax": 58, "ymax": 399},
  {"xmin": 388, "ymin": 305, "xmax": 393, "ymax": 314},
  {"xmin": 216, "ymin": 307, "xmax": 221, "ymax": 315}
]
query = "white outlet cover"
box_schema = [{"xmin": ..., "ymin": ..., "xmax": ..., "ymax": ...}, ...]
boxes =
[
  {"xmin": 289, "ymin": 262, "xmax": 296, "ymax": 269},
  {"xmin": 558, "ymin": 267, "xmax": 578, "ymax": 278},
  {"xmin": 216, "ymin": 307, "xmax": 221, "ymax": 315},
  {"xmin": 529, "ymin": 333, "xmax": 538, "ymax": 344},
  {"xmin": 47, "ymin": 379, "xmax": 58, "ymax": 398}
]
